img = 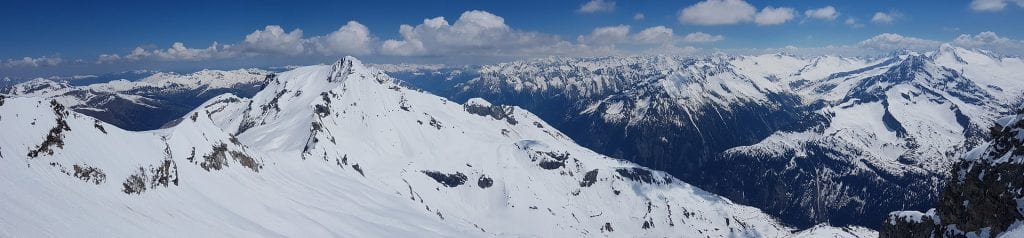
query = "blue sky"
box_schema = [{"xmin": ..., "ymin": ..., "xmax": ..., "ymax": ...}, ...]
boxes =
[{"xmin": 3, "ymin": 0, "xmax": 1023, "ymax": 78}]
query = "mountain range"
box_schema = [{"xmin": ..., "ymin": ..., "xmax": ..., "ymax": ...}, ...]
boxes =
[{"xmin": 2, "ymin": 45, "xmax": 1022, "ymax": 237}]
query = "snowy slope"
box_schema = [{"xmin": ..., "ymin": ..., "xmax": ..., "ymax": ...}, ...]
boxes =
[{"xmin": 0, "ymin": 57, "xmax": 879, "ymax": 237}]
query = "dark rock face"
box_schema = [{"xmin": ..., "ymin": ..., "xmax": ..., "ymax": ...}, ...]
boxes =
[
  {"xmin": 477, "ymin": 175, "xmax": 493, "ymax": 188},
  {"xmin": 880, "ymin": 212, "xmax": 939, "ymax": 238},
  {"xmin": 199, "ymin": 143, "xmax": 261, "ymax": 172},
  {"xmin": 882, "ymin": 113, "xmax": 1024, "ymax": 237},
  {"xmin": 72, "ymin": 164, "xmax": 107, "ymax": 185},
  {"xmin": 122, "ymin": 167, "xmax": 148, "ymax": 194},
  {"xmin": 27, "ymin": 100, "xmax": 71, "ymax": 158},
  {"xmin": 422, "ymin": 171, "xmax": 468, "ymax": 187},
  {"xmin": 580, "ymin": 169, "xmax": 599, "ymax": 187},
  {"xmin": 708, "ymin": 142, "xmax": 942, "ymax": 229},
  {"xmin": 464, "ymin": 102, "xmax": 517, "ymax": 125}
]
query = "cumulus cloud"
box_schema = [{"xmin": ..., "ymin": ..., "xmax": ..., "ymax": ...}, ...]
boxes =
[
  {"xmin": 154, "ymin": 42, "xmax": 234, "ymax": 61},
  {"xmin": 96, "ymin": 54, "xmax": 121, "ymax": 64},
  {"xmin": 682, "ymin": 32, "xmax": 724, "ymax": 43},
  {"xmin": 578, "ymin": 25, "xmax": 631, "ymax": 45},
  {"xmin": 3, "ymin": 56, "xmax": 64, "ymax": 67},
  {"xmin": 577, "ymin": 0, "xmax": 616, "ymax": 13},
  {"xmin": 242, "ymin": 25, "xmax": 305, "ymax": 55},
  {"xmin": 804, "ymin": 6, "xmax": 839, "ymax": 20},
  {"xmin": 679, "ymin": 0, "xmax": 794, "ymax": 26},
  {"xmin": 871, "ymin": 12, "xmax": 898, "ymax": 24},
  {"xmin": 970, "ymin": 0, "xmax": 1024, "ymax": 11},
  {"xmin": 633, "ymin": 13, "xmax": 645, "ymax": 21},
  {"xmin": 380, "ymin": 10, "xmax": 574, "ymax": 57},
  {"xmin": 858, "ymin": 33, "xmax": 941, "ymax": 51},
  {"xmin": 311, "ymin": 21, "xmax": 375, "ymax": 55},
  {"xmin": 678, "ymin": 0, "xmax": 756, "ymax": 25},
  {"xmin": 754, "ymin": 7, "xmax": 796, "ymax": 25},
  {"xmin": 952, "ymin": 31, "xmax": 1024, "ymax": 52},
  {"xmin": 632, "ymin": 26, "xmax": 674, "ymax": 44}
]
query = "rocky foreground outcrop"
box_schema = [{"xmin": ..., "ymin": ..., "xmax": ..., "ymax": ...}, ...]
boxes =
[{"xmin": 882, "ymin": 109, "xmax": 1024, "ymax": 237}]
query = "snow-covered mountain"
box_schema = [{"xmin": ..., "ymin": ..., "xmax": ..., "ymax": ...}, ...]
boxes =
[
  {"xmin": 0, "ymin": 57, "xmax": 874, "ymax": 237},
  {"xmin": 2, "ymin": 68, "xmax": 273, "ymax": 130},
  {"xmin": 881, "ymin": 108, "xmax": 1024, "ymax": 238},
  {"xmin": 398, "ymin": 46, "xmax": 1023, "ymax": 229}
]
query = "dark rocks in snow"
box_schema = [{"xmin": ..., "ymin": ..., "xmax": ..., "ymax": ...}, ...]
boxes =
[
  {"xmin": 352, "ymin": 164, "xmax": 364, "ymax": 176},
  {"xmin": 477, "ymin": 175, "xmax": 493, "ymax": 188},
  {"xmin": 428, "ymin": 117, "xmax": 443, "ymax": 130},
  {"xmin": 464, "ymin": 102, "xmax": 518, "ymax": 125},
  {"xmin": 601, "ymin": 222, "xmax": 614, "ymax": 232},
  {"xmin": 200, "ymin": 144, "xmax": 230, "ymax": 171},
  {"xmin": 150, "ymin": 160, "xmax": 179, "ymax": 188},
  {"xmin": 314, "ymin": 104, "xmax": 331, "ymax": 118},
  {"xmin": 538, "ymin": 160, "xmax": 565, "ymax": 170},
  {"xmin": 72, "ymin": 164, "xmax": 106, "ymax": 185},
  {"xmin": 230, "ymin": 150, "xmax": 261, "ymax": 172},
  {"xmin": 422, "ymin": 170, "xmax": 468, "ymax": 187},
  {"xmin": 93, "ymin": 119, "xmax": 107, "ymax": 134},
  {"xmin": 27, "ymin": 100, "xmax": 71, "ymax": 158},
  {"xmin": 200, "ymin": 143, "xmax": 261, "ymax": 172},
  {"xmin": 122, "ymin": 167, "xmax": 147, "ymax": 194},
  {"xmin": 532, "ymin": 151, "xmax": 571, "ymax": 170},
  {"xmin": 262, "ymin": 89, "xmax": 288, "ymax": 113},
  {"xmin": 615, "ymin": 167, "xmax": 657, "ymax": 184},
  {"xmin": 580, "ymin": 169, "xmax": 599, "ymax": 187}
]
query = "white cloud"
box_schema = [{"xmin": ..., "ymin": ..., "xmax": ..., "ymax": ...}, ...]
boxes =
[
  {"xmin": 970, "ymin": 0, "xmax": 1024, "ymax": 11},
  {"xmin": 152, "ymin": 42, "xmax": 233, "ymax": 61},
  {"xmin": 242, "ymin": 25, "xmax": 305, "ymax": 55},
  {"xmin": 96, "ymin": 54, "xmax": 121, "ymax": 64},
  {"xmin": 754, "ymin": 7, "xmax": 796, "ymax": 25},
  {"xmin": 804, "ymin": 6, "xmax": 839, "ymax": 20},
  {"xmin": 844, "ymin": 18, "xmax": 864, "ymax": 28},
  {"xmin": 633, "ymin": 26, "xmax": 674, "ymax": 44},
  {"xmin": 678, "ymin": 0, "xmax": 795, "ymax": 26},
  {"xmin": 578, "ymin": 0, "xmax": 616, "ymax": 13},
  {"xmin": 311, "ymin": 21, "xmax": 375, "ymax": 55},
  {"xmin": 871, "ymin": 12, "xmax": 898, "ymax": 24},
  {"xmin": 952, "ymin": 31, "xmax": 1024, "ymax": 51},
  {"xmin": 380, "ymin": 10, "xmax": 578, "ymax": 57},
  {"xmin": 633, "ymin": 13, "xmax": 645, "ymax": 21},
  {"xmin": 678, "ymin": 0, "xmax": 756, "ymax": 25},
  {"xmin": 96, "ymin": 21, "xmax": 377, "ymax": 63},
  {"xmin": 682, "ymin": 32, "xmax": 724, "ymax": 43},
  {"xmin": 858, "ymin": 33, "xmax": 941, "ymax": 51},
  {"xmin": 578, "ymin": 25, "xmax": 631, "ymax": 45},
  {"xmin": 3, "ymin": 56, "xmax": 63, "ymax": 67},
  {"xmin": 125, "ymin": 47, "xmax": 152, "ymax": 61}
]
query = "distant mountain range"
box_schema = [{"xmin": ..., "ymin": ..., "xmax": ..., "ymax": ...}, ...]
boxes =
[{"xmin": 395, "ymin": 45, "xmax": 1023, "ymax": 230}]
